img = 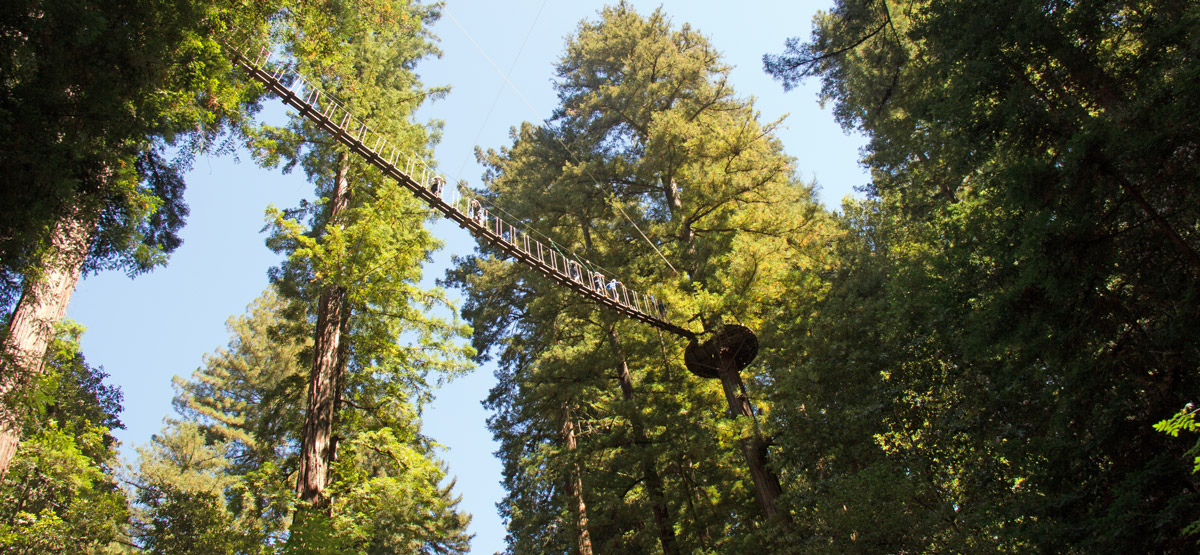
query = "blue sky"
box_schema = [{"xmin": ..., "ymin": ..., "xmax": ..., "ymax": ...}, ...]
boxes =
[{"xmin": 64, "ymin": 1, "xmax": 866, "ymax": 553}]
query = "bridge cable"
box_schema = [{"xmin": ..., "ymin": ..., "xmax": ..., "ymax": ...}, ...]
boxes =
[
  {"xmin": 451, "ymin": 0, "xmax": 549, "ymax": 185},
  {"xmin": 444, "ymin": 7, "xmax": 629, "ymax": 282}
]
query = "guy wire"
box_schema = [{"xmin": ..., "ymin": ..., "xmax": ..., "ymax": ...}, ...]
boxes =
[{"xmin": 446, "ymin": 7, "xmax": 680, "ymax": 277}]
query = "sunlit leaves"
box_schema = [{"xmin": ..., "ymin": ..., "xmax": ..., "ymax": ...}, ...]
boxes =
[{"xmin": 0, "ymin": 326, "xmax": 128, "ymax": 553}]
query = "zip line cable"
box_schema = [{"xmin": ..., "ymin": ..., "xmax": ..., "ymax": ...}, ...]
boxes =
[
  {"xmin": 444, "ymin": 8, "xmax": 681, "ymax": 277},
  {"xmin": 603, "ymin": 191, "xmax": 680, "ymax": 276}
]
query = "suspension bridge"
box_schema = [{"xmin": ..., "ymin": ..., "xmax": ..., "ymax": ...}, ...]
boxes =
[
  {"xmin": 227, "ymin": 39, "xmax": 783, "ymax": 519},
  {"xmin": 227, "ymin": 43, "xmax": 696, "ymax": 340}
]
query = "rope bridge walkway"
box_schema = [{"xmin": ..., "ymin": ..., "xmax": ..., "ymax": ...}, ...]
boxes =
[{"xmin": 227, "ymin": 43, "xmax": 695, "ymax": 340}]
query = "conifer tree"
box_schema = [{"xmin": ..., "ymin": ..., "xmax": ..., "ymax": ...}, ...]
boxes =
[
  {"xmin": 449, "ymin": 4, "xmax": 829, "ymax": 551},
  {"xmin": 134, "ymin": 291, "xmax": 473, "ymax": 552},
  {"xmin": 0, "ymin": 0, "xmax": 314, "ymax": 477},
  {"xmin": 247, "ymin": 0, "xmax": 469, "ymax": 509},
  {"xmin": 762, "ymin": 0, "xmax": 1200, "ymax": 551}
]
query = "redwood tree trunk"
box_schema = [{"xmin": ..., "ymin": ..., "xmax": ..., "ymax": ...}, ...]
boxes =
[
  {"xmin": 716, "ymin": 355, "xmax": 784, "ymax": 520},
  {"xmin": 609, "ymin": 330, "xmax": 679, "ymax": 555},
  {"xmin": 328, "ymin": 298, "xmax": 352, "ymax": 466},
  {"xmin": 299, "ymin": 155, "xmax": 352, "ymax": 506},
  {"xmin": 0, "ymin": 208, "xmax": 96, "ymax": 477},
  {"xmin": 561, "ymin": 403, "xmax": 594, "ymax": 555},
  {"xmin": 299, "ymin": 285, "xmax": 347, "ymax": 506}
]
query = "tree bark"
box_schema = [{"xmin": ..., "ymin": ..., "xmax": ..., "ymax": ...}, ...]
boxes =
[
  {"xmin": 0, "ymin": 207, "xmax": 97, "ymax": 478},
  {"xmin": 561, "ymin": 403, "xmax": 594, "ymax": 555},
  {"xmin": 608, "ymin": 329, "xmax": 679, "ymax": 555},
  {"xmin": 328, "ymin": 296, "xmax": 351, "ymax": 466},
  {"xmin": 299, "ymin": 154, "xmax": 353, "ymax": 506},
  {"xmin": 716, "ymin": 355, "xmax": 784, "ymax": 520}
]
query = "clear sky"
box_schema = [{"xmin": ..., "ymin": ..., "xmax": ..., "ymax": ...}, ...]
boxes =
[{"xmin": 64, "ymin": 1, "xmax": 867, "ymax": 553}]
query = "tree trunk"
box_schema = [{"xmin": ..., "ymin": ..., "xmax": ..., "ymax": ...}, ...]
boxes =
[
  {"xmin": 680, "ymin": 459, "xmax": 714, "ymax": 544},
  {"xmin": 0, "ymin": 207, "xmax": 97, "ymax": 478},
  {"xmin": 716, "ymin": 355, "xmax": 784, "ymax": 520},
  {"xmin": 328, "ymin": 297, "xmax": 352, "ymax": 466},
  {"xmin": 608, "ymin": 329, "xmax": 679, "ymax": 555},
  {"xmin": 561, "ymin": 403, "xmax": 594, "ymax": 555},
  {"xmin": 299, "ymin": 154, "xmax": 353, "ymax": 506},
  {"xmin": 663, "ymin": 178, "xmax": 696, "ymax": 254}
]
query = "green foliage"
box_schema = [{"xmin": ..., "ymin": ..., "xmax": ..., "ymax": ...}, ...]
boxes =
[
  {"xmin": 256, "ymin": 0, "xmax": 472, "ymax": 401},
  {"xmin": 764, "ymin": 0, "xmax": 1200, "ymax": 551},
  {"xmin": 448, "ymin": 4, "xmax": 829, "ymax": 552},
  {"xmin": 0, "ymin": 0, "xmax": 295, "ymax": 309},
  {"xmin": 1156, "ymin": 406, "xmax": 1200, "ymax": 440},
  {"xmin": 7, "ymin": 0, "xmax": 470, "ymax": 551},
  {"xmin": 0, "ymin": 425, "xmax": 129, "ymax": 554},
  {"xmin": 173, "ymin": 291, "xmax": 308, "ymax": 471},
  {"xmin": 248, "ymin": 1, "xmax": 473, "ymax": 528},
  {"xmin": 129, "ymin": 2, "xmax": 475, "ymax": 550},
  {"xmin": 133, "ymin": 290, "xmax": 473, "ymax": 552},
  {"xmin": 285, "ymin": 429, "xmax": 472, "ymax": 554},
  {"xmin": 0, "ymin": 323, "xmax": 129, "ymax": 553},
  {"xmin": 1156, "ymin": 405, "xmax": 1200, "ymax": 476},
  {"xmin": 133, "ymin": 422, "xmax": 277, "ymax": 553}
]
